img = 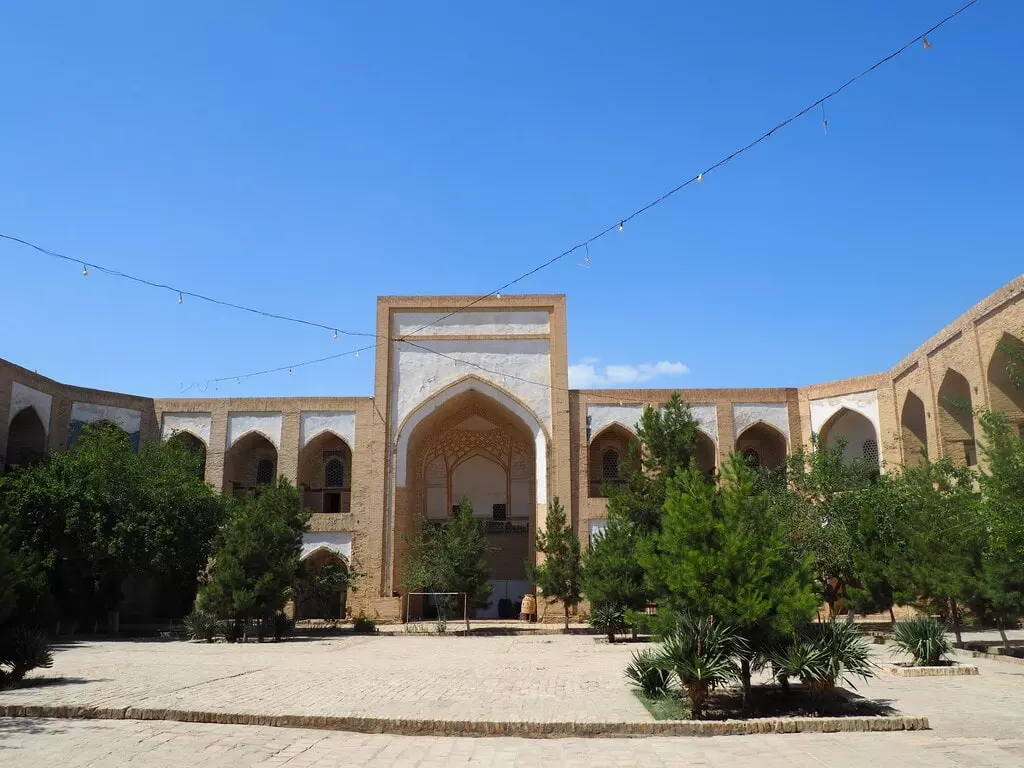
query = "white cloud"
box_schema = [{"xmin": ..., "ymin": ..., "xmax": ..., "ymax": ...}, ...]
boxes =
[{"xmin": 568, "ymin": 359, "xmax": 689, "ymax": 388}]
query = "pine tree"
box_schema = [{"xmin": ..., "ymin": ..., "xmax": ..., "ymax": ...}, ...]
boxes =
[
  {"xmin": 196, "ymin": 478, "xmax": 309, "ymax": 640},
  {"xmin": 581, "ymin": 510, "xmax": 647, "ymax": 621},
  {"xmin": 641, "ymin": 454, "xmax": 819, "ymax": 708},
  {"xmin": 528, "ymin": 497, "xmax": 582, "ymax": 631}
]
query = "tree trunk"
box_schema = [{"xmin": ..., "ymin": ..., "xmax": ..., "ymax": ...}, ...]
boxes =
[
  {"xmin": 607, "ymin": 631, "xmax": 615, "ymax": 643},
  {"xmin": 888, "ymin": 605, "xmax": 896, "ymax": 624},
  {"xmin": 106, "ymin": 611, "xmax": 120, "ymax": 636},
  {"xmin": 564, "ymin": 604, "xmax": 570, "ymax": 633},
  {"xmin": 948, "ymin": 597, "xmax": 963, "ymax": 646},
  {"xmin": 740, "ymin": 659, "xmax": 752, "ymax": 711}
]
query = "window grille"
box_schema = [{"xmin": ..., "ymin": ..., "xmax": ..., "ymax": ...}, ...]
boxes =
[
  {"xmin": 862, "ymin": 438, "xmax": 879, "ymax": 467},
  {"xmin": 324, "ymin": 458, "xmax": 345, "ymax": 488},
  {"xmin": 492, "ymin": 503, "xmax": 507, "ymax": 521},
  {"xmin": 601, "ymin": 449, "xmax": 620, "ymax": 480},
  {"xmin": 742, "ymin": 448, "xmax": 761, "ymax": 468},
  {"xmin": 256, "ymin": 457, "xmax": 275, "ymax": 486}
]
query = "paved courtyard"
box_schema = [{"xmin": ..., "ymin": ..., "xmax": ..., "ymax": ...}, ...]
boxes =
[{"xmin": 1, "ymin": 632, "xmax": 1023, "ymax": 765}]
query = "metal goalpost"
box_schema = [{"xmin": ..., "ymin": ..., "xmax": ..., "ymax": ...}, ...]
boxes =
[{"xmin": 404, "ymin": 591, "xmax": 468, "ymax": 633}]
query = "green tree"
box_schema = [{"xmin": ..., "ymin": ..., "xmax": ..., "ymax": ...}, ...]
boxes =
[
  {"xmin": 641, "ymin": 455, "xmax": 819, "ymax": 708},
  {"xmin": 527, "ymin": 497, "xmax": 582, "ymax": 631},
  {"xmin": 294, "ymin": 558, "xmax": 364, "ymax": 620},
  {"xmin": 605, "ymin": 393, "xmax": 702, "ymax": 534},
  {"xmin": 891, "ymin": 459, "xmax": 983, "ymax": 644},
  {"xmin": 196, "ymin": 478, "xmax": 309, "ymax": 641},
  {"xmin": 581, "ymin": 511, "xmax": 647, "ymax": 624},
  {"xmin": 977, "ymin": 409, "xmax": 1024, "ymax": 652},
  {"xmin": 0, "ymin": 422, "xmax": 226, "ymax": 632},
  {"xmin": 403, "ymin": 495, "xmax": 492, "ymax": 631}
]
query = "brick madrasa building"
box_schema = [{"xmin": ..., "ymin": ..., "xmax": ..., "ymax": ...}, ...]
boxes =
[{"xmin": 2, "ymin": 277, "xmax": 1023, "ymax": 622}]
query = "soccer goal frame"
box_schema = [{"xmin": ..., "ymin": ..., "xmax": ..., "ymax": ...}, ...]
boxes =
[{"xmin": 404, "ymin": 591, "xmax": 468, "ymax": 631}]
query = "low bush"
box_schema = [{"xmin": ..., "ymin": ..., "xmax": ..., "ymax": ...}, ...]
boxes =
[
  {"xmin": 589, "ymin": 603, "xmax": 626, "ymax": 642},
  {"xmin": 891, "ymin": 617, "xmax": 950, "ymax": 666},
  {"xmin": 183, "ymin": 610, "xmax": 220, "ymax": 643},
  {"xmin": 352, "ymin": 613, "xmax": 377, "ymax": 634},
  {"xmin": 772, "ymin": 620, "xmax": 875, "ymax": 696},
  {"xmin": 0, "ymin": 627, "xmax": 53, "ymax": 688},
  {"xmin": 272, "ymin": 613, "xmax": 294, "ymax": 641},
  {"xmin": 654, "ymin": 615, "xmax": 745, "ymax": 719},
  {"xmin": 624, "ymin": 648, "xmax": 674, "ymax": 698}
]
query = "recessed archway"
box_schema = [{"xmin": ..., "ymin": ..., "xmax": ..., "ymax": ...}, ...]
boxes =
[
  {"xmin": 900, "ymin": 392, "xmax": 929, "ymax": 467},
  {"xmin": 5, "ymin": 406, "xmax": 46, "ymax": 470},
  {"xmin": 695, "ymin": 430, "xmax": 717, "ymax": 477},
  {"xmin": 819, "ymin": 407, "xmax": 881, "ymax": 470},
  {"xmin": 396, "ymin": 387, "xmax": 537, "ymax": 619},
  {"xmin": 735, "ymin": 422, "xmax": 787, "ymax": 470},
  {"xmin": 299, "ymin": 431, "xmax": 352, "ymax": 514},
  {"xmin": 587, "ymin": 423, "xmax": 638, "ymax": 498},
  {"xmin": 167, "ymin": 430, "xmax": 207, "ymax": 478},
  {"xmin": 294, "ymin": 548, "xmax": 349, "ymax": 621},
  {"xmin": 987, "ymin": 333, "xmax": 1024, "ymax": 432},
  {"xmin": 937, "ymin": 368, "xmax": 976, "ymax": 466},
  {"xmin": 223, "ymin": 431, "xmax": 278, "ymax": 497}
]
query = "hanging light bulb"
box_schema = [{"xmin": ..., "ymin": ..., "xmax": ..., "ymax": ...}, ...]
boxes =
[
  {"xmin": 495, "ymin": 292, "xmax": 502, "ymax": 299},
  {"xmin": 922, "ymin": 35, "xmax": 931, "ymax": 50},
  {"xmin": 177, "ymin": 292, "xmax": 183, "ymax": 305},
  {"xmin": 697, "ymin": 173, "xmax": 704, "ymax": 183},
  {"xmin": 583, "ymin": 244, "xmax": 591, "ymax": 264},
  {"xmin": 236, "ymin": 378, "xmax": 241, "ymax": 385},
  {"xmin": 618, "ymin": 221, "xmax": 624, "ymax": 232},
  {"xmin": 333, "ymin": 329, "xmax": 338, "ymax": 340},
  {"xmin": 355, "ymin": 350, "xmax": 360, "ymax": 358},
  {"xmin": 288, "ymin": 367, "xmax": 293, "ymax": 375},
  {"xmin": 81, "ymin": 264, "xmax": 88, "ymax": 276}
]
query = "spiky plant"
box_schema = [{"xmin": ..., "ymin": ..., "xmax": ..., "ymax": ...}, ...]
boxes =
[
  {"xmin": 654, "ymin": 615, "xmax": 744, "ymax": 719},
  {"xmin": 625, "ymin": 648, "xmax": 674, "ymax": 698},
  {"xmin": 183, "ymin": 609, "xmax": 220, "ymax": 642},
  {"xmin": 772, "ymin": 620, "xmax": 874, "ymax": 696},
  {"xmin": 891, "ymin": 617, "xmax": 951, "ymax": 666},
  {"xmin": 590, "ymin": 603, "xmax": 627, "ymax": 643},
  {"xmin": 0, "ymin": 627, "xmax": 53, "ymax": 687}
]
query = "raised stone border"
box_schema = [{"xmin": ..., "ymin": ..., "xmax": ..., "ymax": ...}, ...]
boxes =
[
  {"xmin": 957, "ymin": 648, "xmax": 1024, "ymax": 667},
  {"xmin": 883, "ymin": 663, "xmax": 979, "ymax": 677},
  {"xmin": 0, "ymin": 704, "xmax": 929, "ymax": 738}
]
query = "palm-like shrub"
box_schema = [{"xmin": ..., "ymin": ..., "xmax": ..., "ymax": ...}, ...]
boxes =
[
  {"xmin": 183, "ymin": 609, "xmax": 220, "ymax": 642},
  {"xmin": 772, "ymin": 620, "xmax": 874, "ymax": 696},
  {"xmin": 625, "ymin": 648, "xmax": 674, "ymax": 698},
  {"xmin": 590, "ymin": 603, "xmax": 626, "ymax": 643},
  {"xmin": 654, "ymin": 615, "xmax": 745, "ymax": 718},
  {"xmin": 891, "ymin": 617, "xmax": 950, "ymax": 666},
  {"xmin": 0, "ymin": 627, "xmax": 53, "ymax": 688}
]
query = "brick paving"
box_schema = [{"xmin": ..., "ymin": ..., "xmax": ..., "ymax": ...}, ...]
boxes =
[{"xmin": 2, "ymin": 633, "xmax": 1024, "ymax": 765}]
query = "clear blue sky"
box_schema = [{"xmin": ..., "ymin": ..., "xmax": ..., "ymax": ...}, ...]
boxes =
[{"xmin": 2, "ymin": 1, "xmax": 1020, "ymax": 398}]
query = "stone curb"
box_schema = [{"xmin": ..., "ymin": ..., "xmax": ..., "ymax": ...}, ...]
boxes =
[
  {"xmin": 883, "ymin": 664, "xmax": 979, "ymax": 677},
  {"xmin": 957, "ymin": 648, "xmax": 1024, "ymax": 666},
  {"xmin": 0, "ymin": 704, "xmax": 929, "ymax": 738}
]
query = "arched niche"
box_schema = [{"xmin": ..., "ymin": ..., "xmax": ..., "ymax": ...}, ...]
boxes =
[
  {"xmin": 937, "ymin": 368, "xmax": 976, "ymax": 466},
  {"xmin": 223, "ymin": 431, "xmax": 278, "ymax": 496},
  {"xmin": 298, "ymin": 431, "xmax": 353, "ymax": 514},
  {"xmin": 5, "ymin": 406, "xmax": 47, "ymax": 469},
  {"xmin": 900, "ymin": 392, "xmax": 929, "ymax": 467},
  {"xmin": 587, "ymin": 423, "xmax": 638, "ymax": 498},
  {"xmin": 987, "ymin": 333, "xmax": 1024, "ymax": 432},
  {"xmin": 819, "ymin": 407, "xmax": 881, "ymax": 470},
  {"xmin": 167, "ymin": 430, "xmax": 207, "ymax": 478},
  {"xmin": 735, "ymin": 422, "xmax": 787, "ymax": 470}
]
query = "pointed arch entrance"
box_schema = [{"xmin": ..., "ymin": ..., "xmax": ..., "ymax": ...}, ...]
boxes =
[
  {"xmin": 735, "ymin": 422, "xmax": 787, "ymax": 470},
  {"xmin": 395, "ymin": 381, "xmax": 545, "ymax": 619},
  {"xmin": 987, "ymin": 332, "xmax": 1024, "ymax": 434},
  {"xmin": 819, "ymin": 407, "xmax": 881, "ymax": 470},
  {"xmin": 900, "ymin": 392, "xmax": 929, "ymax": 467},
  {"xmin": 5, "ymin": 406, "xmax": 46, "ymax": 470},
  {"xmin": 223, "ymin": 431, "xmax": 278, "ymax": 497},
  {"xmin": 937, "ymin": 369, "xmax": 976, "ymax": 466},
  {"xmin": 167, "ymin": 430, "xmax": 207, "ymax": 478},
  {"xmin": 587, "ymin": 423, "xmax": 638, "ymax": 497}
]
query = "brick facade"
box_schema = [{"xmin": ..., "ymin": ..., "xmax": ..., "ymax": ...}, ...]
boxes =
[{"xmin": 3, "ymin": 276, "xmax": 1023, "ymax": 621}]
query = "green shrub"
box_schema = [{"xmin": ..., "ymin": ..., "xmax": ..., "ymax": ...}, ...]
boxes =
[
  {"xmin": 352, "ymin": 614, "xmax": 377, "ymax": 634},
  {"xmin": 891, "ymin": 617, "xmax": 950, "ymax": 666},
  {"xmin": 772, "ymin": 620, "xmax": 875, "ymax": 696},
  {"xmin": 183, "ymin": 610, "xmax": 220, "ymax": 642},
  {"xmin": 625, "ymin": 648, "xmax": 674, "ymax": 698},
  {"xmin": 272, "ymin": 613, "xmax": 294, "ymax": 641},
  {"xmin": 589, "ymin": 603, "xmax": 626, "ymax": 642},
  {"xmin": 655, "ymin": 615, "xmax": 745, "ymax": 719},
  {"xmin": 0, "ymin": 627, "xmax": 53, "ymax": 688}
]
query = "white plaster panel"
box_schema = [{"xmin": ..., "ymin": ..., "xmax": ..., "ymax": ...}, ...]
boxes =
[
  {"xmin": 689, "ymin": 404, "xmax": 719, "ymax": 444},
  {"xmin": 227, "ymin": 412, "xmax": 282, "ymax": 449},
  {"xmin": 161, "ymin": 413, "xmax": 212, "ymax": 446},
  {"xmin": 587, "ymin": 404, "xmax": 643, "ymax": 442},
  {"xmin": 70, "ymin": 402, "xmax": 142, "ymax": 435},
  {"xmin": 9, "ymin": 382, "xmax": 52, "ymax": 436},
  {"xmin": 393, "ymin": 311, "xmax": 549, "ymax": 337},
  {"xmin": 391, "ymin": 339, "xmax": 551, "ymax": 435},
  {"xmin": 300, "ymin": 532, "xmax": 352, "ymax": 562},
  {"xmin": 452, "ymin": 455, "xmax": 507, "ymax": 517},
  {"xmin": 809, "ymin": 391, "xmax": 881, "ymax": 442},
  {"xmin": 732, "ymin": 403, "xmax": 790, "ymax": 441},
  {"xmin": 300, "ymin": 411, "xmax": 356, "ymax": 449}
]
